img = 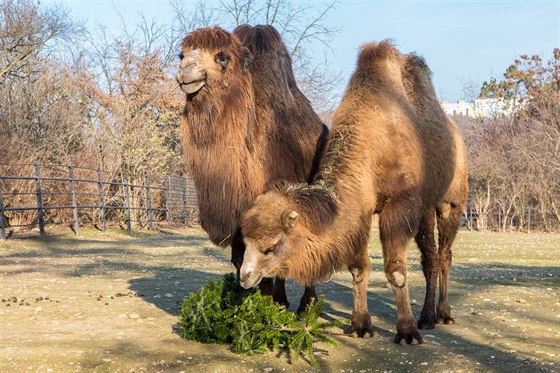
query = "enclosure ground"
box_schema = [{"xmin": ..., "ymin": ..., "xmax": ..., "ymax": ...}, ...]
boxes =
[{"xmin": 1, "ymin": 228, "xmax": 559, "ymax": 372}]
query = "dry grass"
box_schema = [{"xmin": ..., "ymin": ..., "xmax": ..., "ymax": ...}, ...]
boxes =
[{"xmin": 0, "ymin": 228, "xmax": 558, "ymax": 372}]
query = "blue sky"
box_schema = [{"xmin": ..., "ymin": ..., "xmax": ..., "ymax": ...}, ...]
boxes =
[{"xmin": 48, "ymin": 0, "xmax": 559, "ymax": 102}]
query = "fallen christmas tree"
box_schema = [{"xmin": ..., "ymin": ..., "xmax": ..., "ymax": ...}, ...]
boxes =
[{"xmin": 178, "ymin": 273, "xmax": 344, "ymax": 366}]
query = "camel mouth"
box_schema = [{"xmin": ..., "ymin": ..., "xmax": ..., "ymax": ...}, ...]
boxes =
[
  {"xmin": 180, "ymin": 79, "xmax": 206, "ymax": 95},
  {"xmin": 240, "ymin": 271, "xmax": 264, "ymax": 289}
]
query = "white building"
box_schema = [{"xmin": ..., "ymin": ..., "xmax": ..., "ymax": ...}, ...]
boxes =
[
  {"xmin": 440, "ymin": 100, "xmax": 475, "ymax": 117},
  {"xmin": 440, "ymin": 98, "xmax": 517, "ymax": 119}
]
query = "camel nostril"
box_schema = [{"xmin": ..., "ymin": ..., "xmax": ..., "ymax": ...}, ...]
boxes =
[{"xmin": 240, "ymin": 271, "xmax": 252, "ymax": 284}]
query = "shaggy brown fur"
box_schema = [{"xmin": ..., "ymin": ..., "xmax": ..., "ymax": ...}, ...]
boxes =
[
  {"xmin": 240, "ymin": 41, "xmax": 468, "ymax": 344},
  {"xmin": 177, "ymin": 25, "xmax": 328, "ymax": 311}
]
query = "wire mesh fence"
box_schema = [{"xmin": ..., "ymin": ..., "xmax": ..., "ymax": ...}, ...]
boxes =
[{"xmin": 0, "ymin": 163, "xmax": 198, "ymax": 240}]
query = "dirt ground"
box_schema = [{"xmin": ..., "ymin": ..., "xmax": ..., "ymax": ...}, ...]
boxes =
[{"xmin": 1, "ymin": 227, "xmax": 559, "ymax": 373}]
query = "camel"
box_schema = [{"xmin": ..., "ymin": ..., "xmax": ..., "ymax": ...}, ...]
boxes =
[
  {"xmin": 239, "ymin": 41, "xmax": 468, "ymax": 344},
  {"xmin": 176, "ymin": 25, "xmax": 328, "ymax": 312}
]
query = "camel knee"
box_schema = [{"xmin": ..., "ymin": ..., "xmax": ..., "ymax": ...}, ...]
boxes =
[
  {"xmin": 349, "ymin": 266, "xmax": 367, "ymax": 283},
  {"xmin": 385, "ymin": 261, "xmax": 407, "ymax": 288},
  {"xmin": 439, "ymin": 248, "xmax": 453, "ymax": 267}
]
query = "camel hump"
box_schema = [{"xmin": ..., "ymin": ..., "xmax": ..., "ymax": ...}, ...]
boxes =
[
  {"xmin": 357, "ymin": 40, "xmax": 401, "ymax": 67},
  {"xmin": 355, "ymin": 40, "xmax": 405, "ymax": 92},
  {"xmin": 402, "ymin": 53, "xmax": 438, "ymax": 103},
  {"xmin": 234, "ymin": 24, "xmax": 287, "ymax": 55},
  {"xmin": 181, "ymin": 26, "xmax": 240, "ymax": 52}
]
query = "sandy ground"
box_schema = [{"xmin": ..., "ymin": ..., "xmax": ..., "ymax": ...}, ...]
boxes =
[{"xmin": 0, "ymin": 227, "xmax": 559, "ymax": 373}]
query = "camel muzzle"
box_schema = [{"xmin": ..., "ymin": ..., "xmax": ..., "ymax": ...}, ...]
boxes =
[
  {"xmin": 177, "ymin": 49, "xmax": 207, "ymax": 94},
  {"xmin": 239, "ymin": 270, "xmax": 263, "ymax": 289}
]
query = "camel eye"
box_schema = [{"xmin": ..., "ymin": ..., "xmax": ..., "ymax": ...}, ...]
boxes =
[
  {"xmin": 215, "ymin": 52, "xmax": 229, "ymax": 68},
  {"xmin": 263, "ymin": 244, "xmax": 277, "ymax": 255}
]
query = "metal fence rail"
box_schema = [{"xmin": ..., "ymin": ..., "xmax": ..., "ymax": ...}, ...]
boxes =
[{"xmin": 0, "ymin": 163, "xmax": 198, "ymax": 240}]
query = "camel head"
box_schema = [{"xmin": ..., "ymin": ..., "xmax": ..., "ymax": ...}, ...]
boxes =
[
  {"xmin": 177, "ymin": 27, "xmax": 251, "ymax": 99},
  {"xmin": 239, "ymin": 185, "xmax": 338, "ymax": 288},
  {"xmin": 239, "ymin": 190, "xmax": 302, "ymax": 289}
]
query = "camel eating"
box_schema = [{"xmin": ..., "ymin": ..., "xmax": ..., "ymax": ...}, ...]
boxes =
[{"xmin": 240, "ymin": 41, "xmax": 468, "ymax": 344}]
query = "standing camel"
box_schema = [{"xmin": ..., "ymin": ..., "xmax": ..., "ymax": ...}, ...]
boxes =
[
  {"xmin": 176, "ymin": 25, "xmax": 328, "ymax": 311},
  {"xmin": 239, "ymin": 41, "xmax": 468, "ymax": 343}
]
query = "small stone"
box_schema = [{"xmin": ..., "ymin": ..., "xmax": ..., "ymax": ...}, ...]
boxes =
[
  {"xmin": 128, "ymin": 313, "xmax": 140, "ymax": 319},
  {"xmin": 164, "ymin": 293, "xmax": 173, "ymax": 298},
  {"xmin": 516, "ymin": 356, "xmax": 526, "ymax": 361},
  {"xmin": 424, "ymin": 334, "xmax": 436, "ymax": 338},
  {"xmin": 420, "ymin": 362, "xmax": 428, "ymax": 366},
  {"xmin": 263, "ymin": 368, "xmax": 273, "ymax": 372},
  {"xmin": 410, "ymin": 299, "xmax": 417, "ymax": 305}
]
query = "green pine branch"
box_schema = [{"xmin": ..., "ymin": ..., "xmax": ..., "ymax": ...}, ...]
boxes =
[{"xmin": 178, "ymin": 273, "xmax": 345, "ymax": 366}]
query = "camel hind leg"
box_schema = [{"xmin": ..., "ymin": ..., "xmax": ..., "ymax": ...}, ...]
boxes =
[
  {"xmin": 436, "ymin": 202, "xmax": 462, "ymax": 324},
  {"xmin": 415, "ymin": 208, "xmax": 439, "ymax": 330}
]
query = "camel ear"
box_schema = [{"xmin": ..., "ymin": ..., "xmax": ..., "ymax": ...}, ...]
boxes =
[
  {"xmin": 282, "ymin": 210, "xmax": 299, "ymax": 228},
  {"xmin": 239, "ymin": 47, "xmax": 253, "ymax": 71}
]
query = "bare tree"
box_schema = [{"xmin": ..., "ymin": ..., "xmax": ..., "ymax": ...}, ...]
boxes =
[
  {"xmin": 464, "ymin": 49, "xmax": 560, "ymax": 231},
  {"xmin": 0, "ymin": 0, "xmax": 81, "ymax": 82}
]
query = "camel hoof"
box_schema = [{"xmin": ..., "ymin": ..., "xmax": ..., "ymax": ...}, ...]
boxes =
[
  {"xmin": 436, "ymin": 315, "xmax": 455, "ymax": 325},
  {"xmin": 417, "ymin": 316, "xmax": 436, "ymax": 330},
  {"xmin": 345, "ymin": 324, "xmax": 374, "ymax": 338},
  {"xmin": 394, "ymin": 329, "xmax": 424, "ymax": 345},
  {"xmin": 395, "ymin": 319, "xmax": 423, "ymax": 345}
]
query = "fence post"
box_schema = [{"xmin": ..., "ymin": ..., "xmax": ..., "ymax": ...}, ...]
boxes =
[
  {"xmin": 96, "ymin": 169, "xmax": 106, "ymax": 231},
  {"xmin": 34, "ymin": 163, "xmax": 45, "ymax": 237},
  {"xmin": 182, "ymin": 178, "xmax": 188, "ymax": 227},
  {"xmin": 165, "ymin": 176, "xmax": 171, "ymax": 228},
  {"xmin": 68, "ymin": 166, "xmax": 80, "ymax": 235},
  {"xmin": 123, "ymin": 171, "xmax": 132, "ymax": 231},
  {"xmin": 146, "ymin": 175, "xmax": 153, "ymax": 230},
  {"xmin": 0, "ymin": 180, "xmax": 6, "ymax": 240}
]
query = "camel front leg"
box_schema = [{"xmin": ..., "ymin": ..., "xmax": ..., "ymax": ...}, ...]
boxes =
[
  {"xmin": 296, "ymin": 286, "xmax": 317, "ymax": 314},
  {"xmin": 345, "ymin": 250, "xmax": 374, "ymax": 338},
  {"xmin": 380, "ymin": 196, "xmax": 423, "ymax": 344}
]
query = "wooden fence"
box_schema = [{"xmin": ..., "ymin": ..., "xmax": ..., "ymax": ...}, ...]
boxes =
[{"xmin": 0, "ymin": 163, "xmax": 198, "ymax": 240}]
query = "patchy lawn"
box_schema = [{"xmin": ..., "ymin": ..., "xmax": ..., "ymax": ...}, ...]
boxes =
[{"xmin": 1, "ymin": 228, "xmax": 558, "ymax": 372}]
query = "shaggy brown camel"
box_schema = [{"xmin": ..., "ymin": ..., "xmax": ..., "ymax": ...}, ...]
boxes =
[
  {"xmin": 239, "ymin": 41, "xmax": 468, "ymax": 344},
  {"xmin": 176, "ymin": 25, "xmax": 328, "ymax": 311}
]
